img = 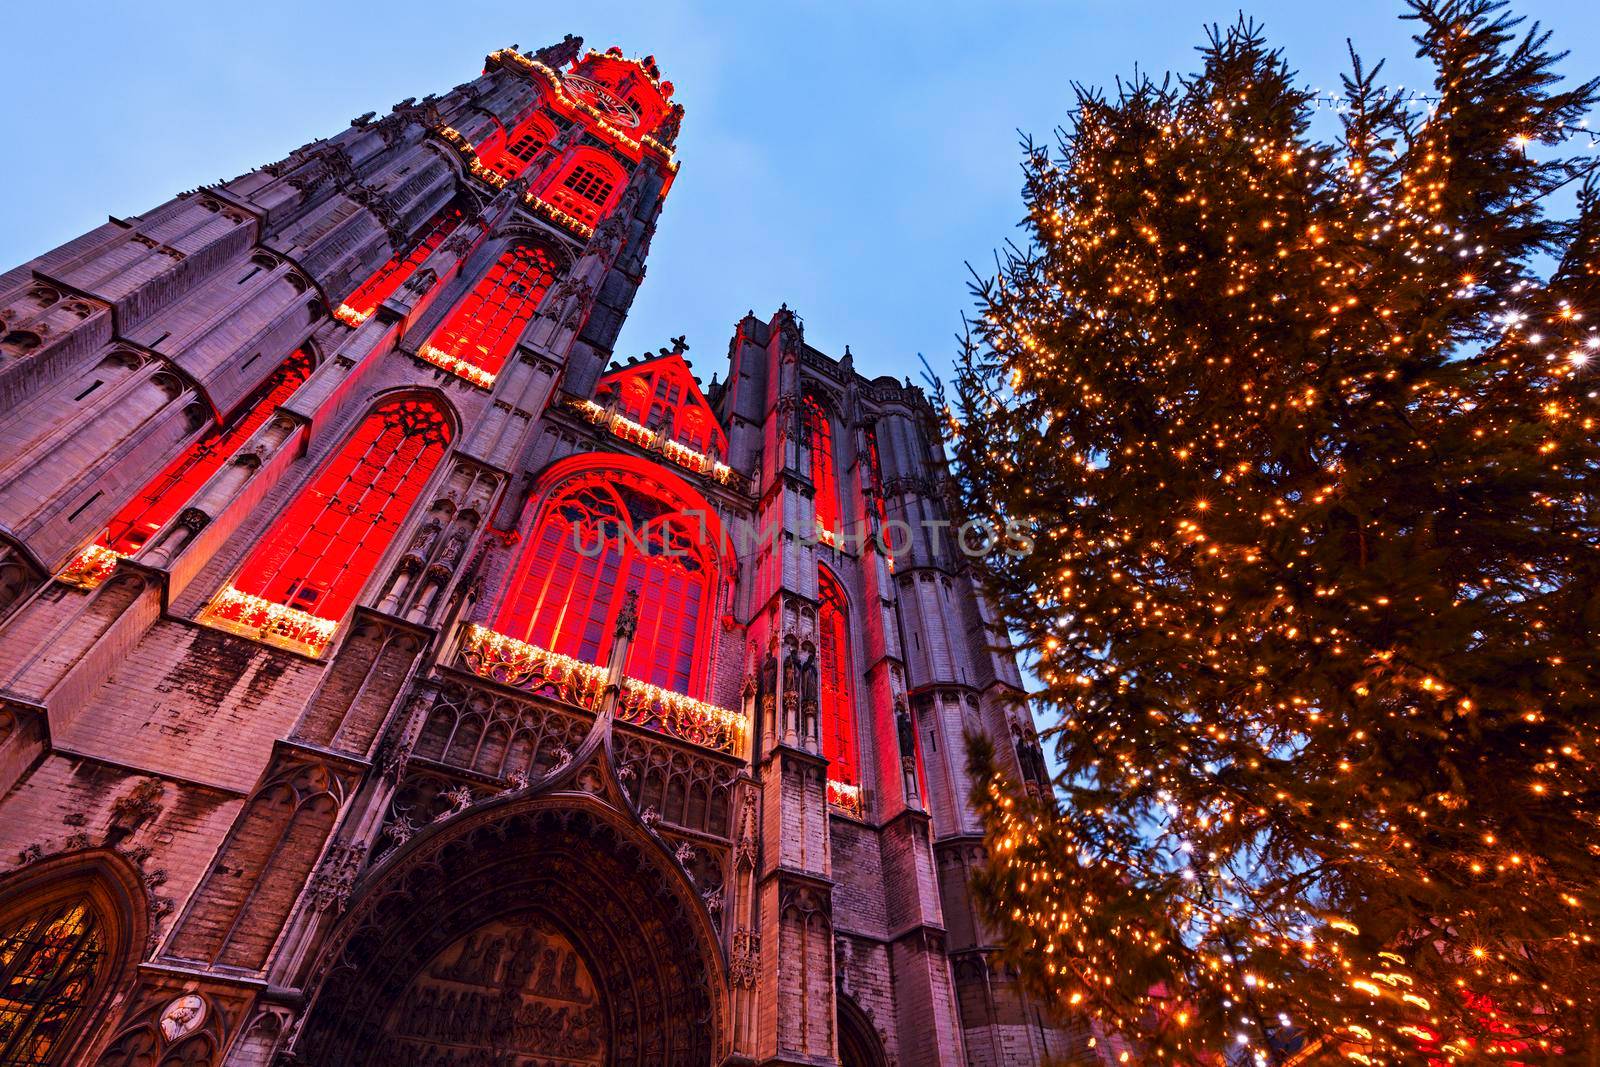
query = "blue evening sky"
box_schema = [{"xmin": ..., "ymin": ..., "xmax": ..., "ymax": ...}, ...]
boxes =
[{"xmin": 3, "ymin": 0, "xmax": 1597, "ymax": 388}]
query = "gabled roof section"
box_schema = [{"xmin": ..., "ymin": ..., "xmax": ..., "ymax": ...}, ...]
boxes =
[{"xmin": 597, "ymin": 349, "xmax": 728, "ymax": 458}]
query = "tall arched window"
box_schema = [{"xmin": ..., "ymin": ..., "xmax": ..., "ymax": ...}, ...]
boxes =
[
  {"xmin": 803, "ymin": 394, "xmax": 840, "ymax": 543},
  {"xmin": 545, "ymin": 152, "xmax": 625, "ymax": 228},
  {"xmin": 484, "ymin": 116, "xmax": 557, "ymax": 180},
  {"xmin": 494, "ymin": 465, "xmax": 719, "ymax": 694},
  {"xmin": 335, "ymin": 202, "xmax": 466, "ymax": 326},
  {"xmin": 818, "ymin": 568, "xmax": 859, "ymax": 786},
  {"xmin": 99, "ymin": 349, "xmax": 314, "ymax": 556},
  {"xmin": 0, "ymin": 898, "xmax": 105, "ymax": 1065},
  {"xmin": 207, "ymin": 397, "xmax": 451, "ymax": 652},
  {"xmin": 422, "ymin": 243, "xmax": 559, "ymax": 385}
]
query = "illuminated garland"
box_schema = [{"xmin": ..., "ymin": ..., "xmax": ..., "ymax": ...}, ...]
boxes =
[
  {"xmin": 333, "ymin": 303, "xmax": 369, "ymax": 328},
  {"xmin": 458, "ymin": 623, "xmax": 748, "ymax": 757},
  {"xmin": 570, "ymin": 398, "xmax": 738, "ymax": 485},
  {"xmin": 58, "ymin": 544, "xmax": 123, "ymax": 590},
  {"xmin": 415, "ymin": 343, "xmax": 497, "ymax": 389},
  {"xmin": 826, "ymin": 778, "xmax": 863, "ymax": 818},
  {"xmin": 614, "ymin": 676, "xmax": 747, "ymax": 757},
  {"xmin": 200, "ymin": 585, "xmax": 338, "ymax": 656},
  {"xmin": 459, "ymin": 623, "xmax": 605, "ymax": 708}
]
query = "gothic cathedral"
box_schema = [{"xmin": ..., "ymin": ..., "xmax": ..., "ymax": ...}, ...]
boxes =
[{"xmin": 0, "ymin": 36, "xmax": 1086, "ymax": 1067}]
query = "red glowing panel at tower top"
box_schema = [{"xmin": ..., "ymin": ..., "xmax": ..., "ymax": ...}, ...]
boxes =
[
  {"xmin": 596, "ymin": 351, "xmax": 727, "ymax": 458},
  {"xmin": 230, "ymin": 398, "xmax": 452, "ymax": 622},
  {"xmin": 818, "ymin": 567, "xmax": 859, "ymax": 786},
  {"xmin": 483, "ymin": 116, "xmax": 557, "ymax": 181},
  {"xmin": 101, "ymin": 349, "xmax": 314, "ymax": 555},
  {"xmin": 424, "ymin": 243, "xmax": 558, "ymax": 381},
  {"xmin": 545, "ymin": 152, "xmax": 625, "ymax": 228}
]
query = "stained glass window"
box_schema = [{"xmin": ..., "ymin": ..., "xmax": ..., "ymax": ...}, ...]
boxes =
[
  {"xmin": 495, "ymin": 471, "xmax": 715, "ymax": 694},
  {"xmin": 100, "ymin": 349, "xmax": 314, "ymax": 555},
  {"xmin": 227, "ymin": 398, "xmax": 452, "ymax": 623},
  {"xmin": 803, "ymin": 395, "xmax": 840, "ymax": 544},
  {"xmin": 424, "ymin": 244, "xmax": 558, "ymax": 382},
  {"xmin": 0, "ymin": 900, "xmax": 103, "ymax": 1066},
  {"xmin": 602, "ymin": 359, "xmax": 726, "ymax": 457},
  {"xmin": 484, "ymin": 117, "xmax": 556, "ymax": 180},
  {"xmin": 818, "ymin": 568, "xmax": 859, "ymax": 786},
  {"xmin": 546, "ymin": 155, "xmax": 623, "ymax": 227}
]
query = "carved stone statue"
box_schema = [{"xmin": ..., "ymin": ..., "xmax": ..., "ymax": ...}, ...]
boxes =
[
  {"xmin": 896, "ymin": 700, "xmax": 920, "ymax": 802},
  {"xmin": 758, "ymin": 641, "xmax": 779, "ymax": 741},
  {"xmin": 407, "ymin": 516, "xmax": 444, "ymax": 556},
  {"xmin": 655, "ymin": 102, "xmax": 684, "ymax": 147}
]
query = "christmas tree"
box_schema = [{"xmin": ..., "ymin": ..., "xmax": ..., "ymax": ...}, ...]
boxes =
[{"xmin": 951, "ymin": 1, "xmax": 1600, "ymax": 1060}]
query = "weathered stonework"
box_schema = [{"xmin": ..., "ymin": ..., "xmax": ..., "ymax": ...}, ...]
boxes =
[{"xmin": 0, "ymin": 35, "xmax": 1092, "ymax": 1067}]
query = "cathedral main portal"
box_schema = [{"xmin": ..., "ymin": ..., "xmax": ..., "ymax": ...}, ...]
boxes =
[{"xmin": 292, "ymin": 790, "xmax": 726, "ymax": 1066}]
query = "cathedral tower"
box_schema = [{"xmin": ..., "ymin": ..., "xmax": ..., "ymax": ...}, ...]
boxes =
[{"xmin": 0, "ymin": 36, "xmax": 1087, "ymax": 1066}]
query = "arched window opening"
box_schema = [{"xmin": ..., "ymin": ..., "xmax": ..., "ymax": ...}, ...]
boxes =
[
  {"xmin": 485, "ymin": 117, "xmax": 557, "ymax": 181},
  {"xmin": 99, "ymin": 350, "xmax": 314, "ymax": 556},
  {"xmin": 863, "ymin": 425, "xmax": 889, "ymax": 531},
  {"xmin": 0, "ymin": 898, "xmax": 104, "ymax": 1065},
  {"xmin": 421, "ymin": 243, "xmax": 558, "ymax": 386},
  {"xmin": 818, "ymin": 568, "xmax": 859, "ymax": 787},
  {"xmin": 335, "ymin": 202, "xmax": 466, "ymax": 327},
  {"xmin": 494, "ymin": 468, "xmax": 718, "ymax": 694},
  {"xmin": 545, "ymin": 155, "xmax": 623, "ymax": 227},
  {"xmin": 204, "ymin": 398, "xmax": 451, "ymax": 655},
  {"xmin": 803, "ymin": 394, "xmax": 840, "ymax": 544}
]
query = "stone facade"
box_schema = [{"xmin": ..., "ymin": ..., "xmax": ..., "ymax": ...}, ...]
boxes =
[{"xmin": 0, "ymin": 36, "xmax": 1091, "ymax": 1066}]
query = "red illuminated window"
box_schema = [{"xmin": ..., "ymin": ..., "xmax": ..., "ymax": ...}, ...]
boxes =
[
  {"xmin": 803, "ymin": 394, "xmax": 840, "ymax": 542},
  {"xmin": 230, "ymin": 398, "xmax": 451, "ymax": 622},
  {"xmin": 101, "ymin": 349, "xmax": 314, "ymax": 555},
  {"xmin": 818, "ymin": 568, "xmax": 859, "ymax": 785},
  {"xmin": 485, "ymin": 117, "xmax": 556, "ymax": 180},
  {"xmin": 596, "ymin": 357, "xmax": 729, "ymax": 461},
  {"xmin": 337, "ymin": 203, "xmax": 465, "ymax": 324},
  {"xmin": 495, "ymin": 468, "xmax": 718, "ymax": 694},
  {"xmin": 545, "ymin": 154, "xmax": 623, "ymax": 227},
  {"xmin": 564, "ymin": 166, "xmax": 615, "ymax": 204},
  {"xmin": 424, "ymin": 243, "xmax": 558, "ymax": 381}
]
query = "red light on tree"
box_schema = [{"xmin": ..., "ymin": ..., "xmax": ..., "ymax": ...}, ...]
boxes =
[
  {"xmin": 337, "ymin": 203, "xmax": 465, "ymax": 324},
  {"xmin": 818, "ymin": 567, "xmax": 859, "ymax": 786},
  {"xmin": 231, "ymin": 397, "xmax": 451, "ymax": 622},
  {"xmin": 101, "ymin": 349, "xmax": 315, "ymax": 555},
  {"xmin": 425, "ymin": 243, "xmax": 558, "ymax": 380},
  {"xmin": 803, "ymin": 394, "xmax": 840, "ymax": 542},
  {"xmin": 494, "ymin": 467, "xmax": 718, "ymax": 694}
]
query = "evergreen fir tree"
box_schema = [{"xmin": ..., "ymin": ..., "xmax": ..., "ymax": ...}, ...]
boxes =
[{"xmin": 952, "ymin": 1, "xmax": 1600, "ymax": 1060}]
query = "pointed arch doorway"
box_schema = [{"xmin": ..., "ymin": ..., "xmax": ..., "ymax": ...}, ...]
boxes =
[
  {"xmin": 838, "ymin": 993, "xmax": 889, "ymax": 1067},
  {"xmin": 293, "ymin": 788, "xmax": 727, "ymax": 1066}
]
